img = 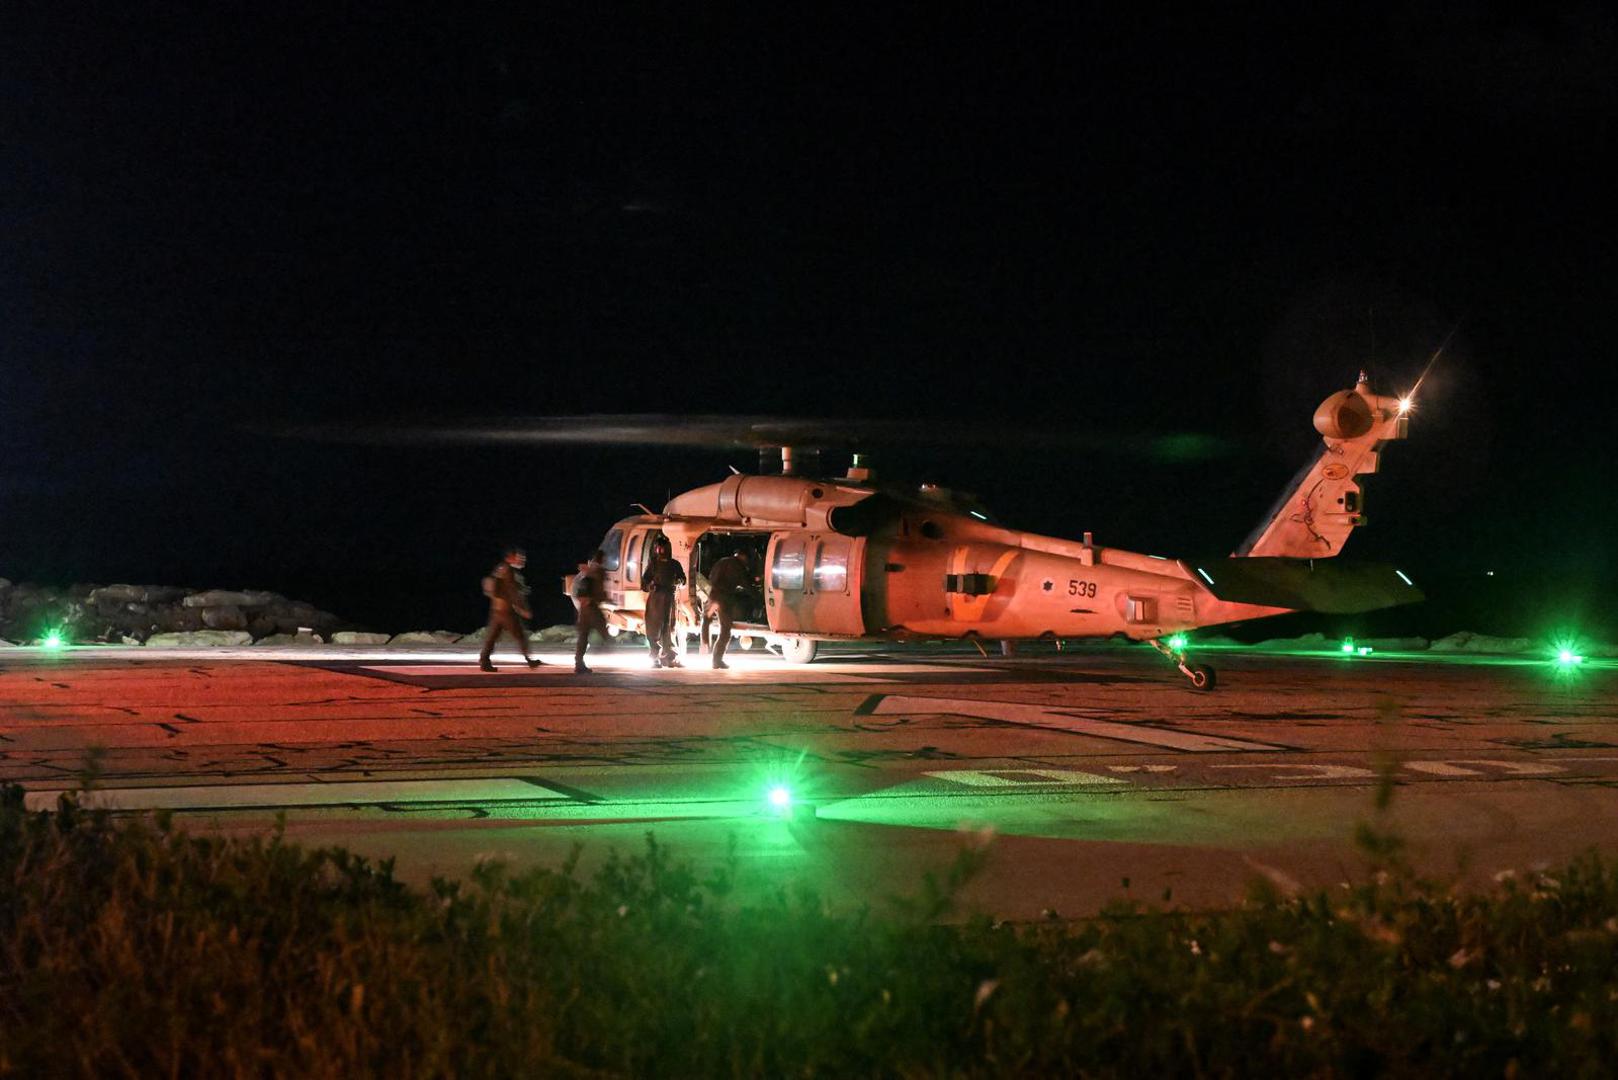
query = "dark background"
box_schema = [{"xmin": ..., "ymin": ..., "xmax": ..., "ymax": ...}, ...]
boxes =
[{"xmin": 3, "ymin": 6, "xmax": 1613, "ymax": 641}]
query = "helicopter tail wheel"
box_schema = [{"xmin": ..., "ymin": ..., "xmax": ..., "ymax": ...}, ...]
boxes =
[
  {"xmin": 780, "ymin": 637, "xmax": 819, "ymax": 665},
  {"xmin": 1185, "ymin": 663, "xmax": 1217, "ymax": 691},
  {"xmin": 1147, "ymin": 637, "xmax": 1218, "ymax": 691}
]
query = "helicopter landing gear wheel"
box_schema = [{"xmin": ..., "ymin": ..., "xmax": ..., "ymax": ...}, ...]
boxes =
[
  {"xmin": 780, "ymin": 637, "xmax": 819, "ymax": 665},
  {"xmin": 1147, "ymin": 637, "xmax": 1218, "ymax": 691}
]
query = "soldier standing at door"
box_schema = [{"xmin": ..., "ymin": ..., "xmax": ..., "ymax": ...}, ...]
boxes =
[{"xmin": 641, "ymin": 537, "xmax": 686, "ymax": 668}]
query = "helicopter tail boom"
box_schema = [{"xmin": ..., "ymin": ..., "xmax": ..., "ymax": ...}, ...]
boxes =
[{"xmin": 1234, "ymin": 374, "xmax": 1411, "ymax": 559}]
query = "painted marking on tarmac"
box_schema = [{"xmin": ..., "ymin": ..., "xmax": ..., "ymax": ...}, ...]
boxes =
[
  {"xmin": 1211, "ymin": 764, "xmax": 1376, "ymax": 781},
  {"xmin": 22, "ymin": 777, "xmax": 568, "ymax": 813},
  {"xmin": 858, "ymin": 694, "xmax": 1284, "ymax": 753},
  {"xmin": 353, "ymin": 664, "xmax": 893, "ymax": 685},
  {"xmin": 925, "ymin": 768, "xmax": 1126, "ymax": 788},
  {"xmin": 1403, "ymin": 759, "xmax": 1565, "ymax": 777}
]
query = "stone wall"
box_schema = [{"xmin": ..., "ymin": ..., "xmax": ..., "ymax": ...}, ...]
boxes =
[{"xmin": 0, "ymin": 578, "xmax": 350, "ymax": 645}]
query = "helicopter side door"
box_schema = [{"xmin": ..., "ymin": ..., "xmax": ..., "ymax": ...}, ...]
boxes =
[
  {"xmin": 620, "ymin": 528, "xmax": 665, "ymax": 620},
  {"xmin": 765, "ymin": 532, "xmax": 865, "ymax": 636}
]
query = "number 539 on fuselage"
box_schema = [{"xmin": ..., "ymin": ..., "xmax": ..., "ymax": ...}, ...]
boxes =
[{"xmin": 567, "ymin": 376, "xmax": 1422, "ymax": 689}]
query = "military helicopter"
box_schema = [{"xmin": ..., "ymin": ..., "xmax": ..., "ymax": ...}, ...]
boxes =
[{"xmin": 559, "ymin": 373, "xmax": 1421, "ymax": 688}]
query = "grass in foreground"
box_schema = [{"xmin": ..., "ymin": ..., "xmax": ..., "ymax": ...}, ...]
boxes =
[{"xmin": 3, "ymin": 785, "xmax": 1618, "ymax": 1077}]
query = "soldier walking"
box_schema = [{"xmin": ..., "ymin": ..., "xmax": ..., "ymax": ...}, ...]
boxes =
[
  {"xmin": 701, "ymin": 547, "xmax": 756, "ymax": 669},
  {"xmin": 479, "ymin": 545, "xmax": 543, "ymax": 672},
  {"xmin": 572, "ymin": 548, "xmax": 609, "ymax": 674},
  {"xmin": 641, "ymin": 536, "xmax": 686, "ymax": 668}
]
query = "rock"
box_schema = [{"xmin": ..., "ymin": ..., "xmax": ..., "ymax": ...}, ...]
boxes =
[
  {"xmin": 200, "ymin": 605, "xmax": 248, "ymax": 631},
  {"xmin": 254, "ymin": 632, "xmax": 322, "ymax": 646},
  {"xmin": 1429, "ymin": 632, "xmax": 1535, "ymax": 654},
  {"xmin": 332, "ymin": 631, "xmax": 390, "ymax": 645},
  {"xmin": 457, "ymin": 630, "xmax": 489, "ymax": 645},
  {"xmin": 182, "ymin": 589, "xmax": 279, "ymax": 609},
  {"xmin": 533, "ymin": 624, "xmax": 576, "ymax": 643},
  {"xmin": 89, "ymin": 584, "xmax": 149, "ymax": 605},
  {"xmin": 1254, "ymin": 632, "xmax": 1329, "ymax": 650},
  {"xmin": 1361, "ymin": 637, "xmax": 1429, "ymax": 652},
  {"xmin": 146, "ymin": 630, "xmax": 253, "ymax": 647},
  {"xmin": 389, "ymin": 631, "xmax": 461, "ymax": 645},
  {"xmin": 155, "ymin": 607, "xmax": 206, "ymax": 633}
]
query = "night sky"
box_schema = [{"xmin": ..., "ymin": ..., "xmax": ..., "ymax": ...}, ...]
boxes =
[{"xmin": 4, "ymin": 7, "xmax": 1614, "ymax": 637}]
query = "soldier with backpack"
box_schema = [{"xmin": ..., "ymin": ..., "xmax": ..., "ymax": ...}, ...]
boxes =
[
  {"xmin": 479, "ymin": 545, "xmax": 543, "ymax": 672},
  {"xmin": 571, "ymin": 548, "xmax": 609, "ymax": 674},
  {"xmin": 701, "ymin": 546, "xmax": 757, "ymax": 669}
]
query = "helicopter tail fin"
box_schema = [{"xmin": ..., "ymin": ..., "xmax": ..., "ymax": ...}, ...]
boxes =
[{"xmin": 1234, "ymin": 374, "xmax": 1411, "ymax": 559}]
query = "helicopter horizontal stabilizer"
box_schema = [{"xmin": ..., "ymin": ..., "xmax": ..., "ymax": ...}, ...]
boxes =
[{"xmin": 1192, "ymin": 557, "xmax": 1423, "ymax": 614}]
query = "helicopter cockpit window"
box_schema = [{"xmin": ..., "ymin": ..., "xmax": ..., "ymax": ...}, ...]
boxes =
[
  {"xmin": 771, "ymin": 540, "xmax": 806, "ymax": 591},
  {"xmin": 920, "ymin": 520, "xmax": 944, "ymax": 540},
  {"xmin": 813, "ymin": 545, "xmax": 848, "ymax": 593},
  {"xmin": 599, "ymin": 529, "xmax": 624, "ymax": 572}
]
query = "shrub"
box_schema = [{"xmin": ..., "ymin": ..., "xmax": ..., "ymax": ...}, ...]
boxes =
[{"xmin": 3, "ymin": 785, "xmax": 1617, "ymax": 1076}]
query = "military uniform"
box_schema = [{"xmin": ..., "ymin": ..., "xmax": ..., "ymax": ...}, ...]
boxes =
[
  {"xmin": 573, "ymin": 558, "xmax": 607, "ymax": 673},
  {"xmin": 480, "ymin": 560, "xmax": 540, "ymax": 671},
  {"xmin": 701, "ymin": 554, "xmax": 755, "ymax": 668},
  {"xmin": 641, "ymin": 548, "xmax": 686, "ymax": 667}
]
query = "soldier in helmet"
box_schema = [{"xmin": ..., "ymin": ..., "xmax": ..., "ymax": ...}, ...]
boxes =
[
  {"xmin": 479, "ymin": 545, "xmax": 543, "ymax": 672},
  {"xmin": 701, "ymin": 546, "xmax": 757, "ymax": 669},
  {"xmin": 641, "ymin": 535, "xmax": 686, "ymax": 668}
]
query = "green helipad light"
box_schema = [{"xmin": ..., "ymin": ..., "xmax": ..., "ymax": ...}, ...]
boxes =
[
  {"xmin": 1557, "ymin": 649, "xmax": 1583, "ymax": 666},
  {"xmin": 42, "ymin": 630, "xmax": 64, "ymax": 650},
  {"xmin": 1167, "ymin": 633, "xmax": 1188, "ymax": 651},
  {"xmin": 767, "ymin": 785, "xmax": 792, "ymax": 812},
  {"xmin": 1340, "ymin": 638, "xmax": 1355, "ymax": 654}
]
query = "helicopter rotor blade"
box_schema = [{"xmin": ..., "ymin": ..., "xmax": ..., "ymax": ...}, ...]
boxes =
[{"xmin": 273, "ymin": 414, "xmax": 1239, "ymax": 462}]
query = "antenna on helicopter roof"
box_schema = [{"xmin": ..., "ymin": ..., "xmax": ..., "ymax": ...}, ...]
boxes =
[{"xmin": 632, "ymin": 503, "xmax": 654, "ymax": 515}]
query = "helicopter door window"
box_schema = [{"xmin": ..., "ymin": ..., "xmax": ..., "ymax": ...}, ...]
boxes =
[
  {"xmin": 626, "ymin": 531, "xmax": 656, "ymax": 584},
  {"xmin": 812, "ymin": 545, "xmax": 848, "ymax": 594},
  {"xmin": 624, "ymin": 534, "xmax": 641, "ymax": 583},
  {"xmin": 600, "ymin": 529, "xmax": 624, "ymax": 572},
  {"xmin": 771, "ymin": 540, "xmax": 806, "ymax": 591}
]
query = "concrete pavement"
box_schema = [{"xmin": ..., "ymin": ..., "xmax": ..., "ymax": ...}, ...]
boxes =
[{"xmin": 3, "ymin": 641, "xmax": 1614, "ymax": 917}]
